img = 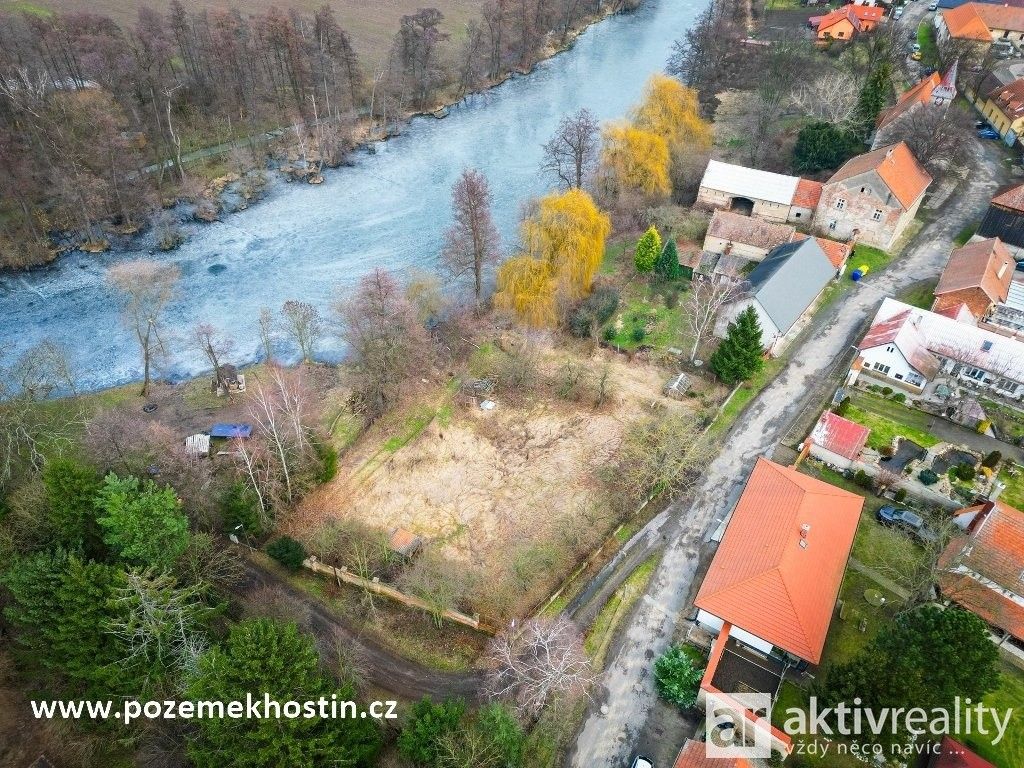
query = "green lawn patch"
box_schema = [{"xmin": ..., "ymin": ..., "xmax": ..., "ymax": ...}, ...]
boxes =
[
  {"xmin": 954, "ymin": 221, "xmax": 980, "ymax": 247},
  {"xmin": 710, "ymin": 356, "xmax": 786, "ymax": 435},
  {"xmin": 898, "ymin": 279, "xmax": 938, "ymax": 310},
  {"xmin": 954, "ymin": 663, "xmax": 1024, "ymax": 767},
  {"xmin": 980, "ymin": 397, "xmax": 1024, "ymax": 443},
  {"xmin": 997, "ymin": 467, "xmax": 1024, "ymax": 508},
  {"xmin": 601, "ymin": 239, "xmax": 629, "ymax": 275},
  {"xmin": 584, "ymin": 553, "xmax": 660, "ymax": 666},
  {"xmin": 602, "ymin": 281, "xmax": 688, "ymax": 351},
  {"xmin": 917, "ymin": 22, "xmax": 939, "ymax": 68},
  {"xmin": 821, "ymin": 569, "xmax": 903, "ymax": 668},
  {"xmin": 848, "ymin": 244, "xmax": 891, "ymax": 278},
  {"xmin": 846, "ymin": 391, "xmax": 941, "ymax": 450},
  {"xmin": 0, "ymin": 0, "xmax": 53, "ymax": 17}
]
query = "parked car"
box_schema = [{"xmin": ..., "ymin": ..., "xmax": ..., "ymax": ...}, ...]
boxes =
[
  {"xmin": 894, "ymin": 7, "xmax": 905, "ymax": 18},
  {"xmin": 976, "ymin": 120, "xmax": 992, "ymax": 129},
  {"xmin": 928, "ymin": 2, "xmax": 938, "ymax": 9},
  {"xmin": 630, "ymin": 757, "xmax": 654, "ymax": 768},
  {"xmin": 877, "ymin": 506, "xmax": 938, "ymax": 542},
  {"xmin": 978, "ymin": 127, "xmax": 1002, "ymax": 140}
]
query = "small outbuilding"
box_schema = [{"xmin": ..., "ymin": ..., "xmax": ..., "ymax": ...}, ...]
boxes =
[
  {"xmin": 806, "ymin": 410, "xmax": 870, "ymax": 469},
  {"xmin": 663, "ymin": 372, "xmax": 692, "ymax": 400},
  {"xmin": 184, "ymin": 433, "xmax": 211, "ymax": 458},
  {"xmin": 388, "ymin": 527, "xmax": 423, "ymax": 559}
]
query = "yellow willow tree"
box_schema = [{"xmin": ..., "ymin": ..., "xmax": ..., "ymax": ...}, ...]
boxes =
[
  {"xmin": 600, "ymin": 123, "xmax": 671, "ymax": 199},
  {"xmin": 493, "ymin": 256, "xmax": 558, "ymax": 328},
  {"xmin": 631, "ymin": 74, "xmax": 713, "ymax": 152},
  {"xmin": 495, "ymin": 189, "xmax": 610, "ymax": 326}
]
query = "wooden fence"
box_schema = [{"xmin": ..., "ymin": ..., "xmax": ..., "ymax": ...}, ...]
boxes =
[{"xmin": 302, "ymin": 556, "xmax": 496, "ymax": 635}]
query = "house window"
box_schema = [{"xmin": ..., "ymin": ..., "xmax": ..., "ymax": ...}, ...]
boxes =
[
  {"xmin": 963, "ymin": 366, "xmax": 986, "ymax": 381},
  {"xmin": 982, "ymin": 340, "xmax": 993, "ymax": 352},
  {"xmin": 907, "ymin": 372, "xmax": 925, "ymax": 386},
  {"xmin": 873, "ymin": 362, "xmax": 891, "ymax": 375},
  {"xmin": 835, "ymin": 198, "xmax": 846, "ymax": 210},
  {"xmin": 838, "ymin": 31, "xmax": 845, "ymax": 38},
  {"xmin": 872, "ymin": 209, "xmax": 883, "ymax": 221},
  {"xmin": 794, "ymin": 212, "xmax": 802, "ymax": 218},
  {"xmin": 895, "ymin": 373, "xmax": 904, "ymax": 380},
  {"xmin": 995, "ymin": 377, "xmax": 1019, "ymax": 393},
  {"xmin": 829, "ymin": 220, "xmax": 838, "ymax": 231}
]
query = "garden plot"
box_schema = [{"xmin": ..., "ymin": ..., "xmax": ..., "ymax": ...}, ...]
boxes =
[{"xmin": 285, "ymin": 345, "xmax": 701, "ymax": 620}]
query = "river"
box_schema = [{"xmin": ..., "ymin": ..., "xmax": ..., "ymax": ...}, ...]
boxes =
[{"xmin": 0, "ymin": 0, "xmax": 704, "ymax": 391}]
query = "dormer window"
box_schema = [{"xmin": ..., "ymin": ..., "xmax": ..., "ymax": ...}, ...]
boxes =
[
  {"xmin": 872, "ymin": 209, "xmax": 883, "ymax": 221},
  {"xmin": 982, "ymin": 340, "xmax": 994, "ymax": 352}
]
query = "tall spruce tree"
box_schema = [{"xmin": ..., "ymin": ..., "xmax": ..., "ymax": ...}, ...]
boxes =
[
  {"xmin": 655, "ymin": 239, "xmax": 683, "ymax": 280},
  {"xmin": 709, "ymin": 306, "xmax": 764, "ymax": 384},
  {"xmin": 634, "ymin": 226, "xmax": 662, "ymax": 273},
  {"xmin": 854, "ymin": 62, "xmax": 891, "ymax": 139}
]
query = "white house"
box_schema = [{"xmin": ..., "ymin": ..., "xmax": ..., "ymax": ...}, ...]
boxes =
[{"xmin": 854, "ymin": 296, "xmax": 1024, "ymax": 397}]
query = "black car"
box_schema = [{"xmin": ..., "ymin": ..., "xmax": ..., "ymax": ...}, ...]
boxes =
[{"xmin": 877, "ymin": 505, "xmax": 938, "ymax": 543}]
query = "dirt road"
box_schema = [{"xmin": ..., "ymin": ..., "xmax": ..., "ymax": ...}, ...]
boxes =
[
  {"xmin": 236, "ymin": 558, "xmax": 483, "ymax": 701},
  {"xmin": 568, "ymin": 141, "xmax": 1008, "ymax": 766}
]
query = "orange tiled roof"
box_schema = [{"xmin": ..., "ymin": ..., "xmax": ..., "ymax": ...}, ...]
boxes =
[
  {"xmin": 816, "ymin": 7, "xmax": 862, "ymax": 32},
  {"xmin": 791, "ymin": 232, "xmax": 851, "ymax": 269},
  {"xmin": 976, "ymin": 2, "xmax": 1024, "ymax": 32},
  {"xmin": 992, "ymin": 181, "xmax": 1024, "ymax": 212},
  {"xmin": 934, "ymin": 237, "xmax": 1014, "ymax": 303},
  {"xmin": 849, "ymin": 3, "xmax": 884, "ymax": 22},
  {"xmin": 793, "ymin": 178, "xmax": 824, "ymax": 209},
  {"xmin": 942, "ymin": 3, "xmax": 993, "ymax": 41},
  {"xmin": 989, "ymin": 78, "xmax": 1024, "ymax": 120},
  {"xmin": 938, "ymin": 501, "xmax": 1024, "ymax": 641},
  {"xmin": 673, "ymin": 740, "xmax": 752, "ymax": 768},
  {"xmin": 827, "ymin": 142, "xmax": 932, "ymax": 210},
  {"xmin": 693, "ymin": 458, "xmax": 863, "ymax": 663},
  {"xmin": 877, "ymin": 73, "xmax": 941, "ymax": 130}
]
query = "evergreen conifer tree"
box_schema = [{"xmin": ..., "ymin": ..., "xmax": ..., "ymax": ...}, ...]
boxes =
[
  {"xmin": 709, "ymin": 306, "xmax": 764, "ymax": 384},
  {"xmin": 634, "ymin": 226, "xmax": 661, "ymax": 272},
  {"xmin": 655, "ymin": 238, "xmax": 682, "ymax": 280}
]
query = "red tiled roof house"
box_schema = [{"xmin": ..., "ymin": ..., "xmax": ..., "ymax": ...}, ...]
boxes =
[
  {"xmin": 812, "ymin": 142, "xmax": 932, "ymax": 250},
  {"xmin": 932, "ymin": 237, "xmax": 1015, "ymax": 319},
  {"xmin": 693, "ymin": 458, "xmax": 864, "ymax": 756},
  {"xmin": 806, "ymin": 410, "xmax": 870, "ymax": 469},
  {"xmin": 938, "ymin": 500, "xmax": 1024, "ymax": 644},
  {"xmin": 810, "ymin": 4, "xmax": 884, "ymax": 41}
]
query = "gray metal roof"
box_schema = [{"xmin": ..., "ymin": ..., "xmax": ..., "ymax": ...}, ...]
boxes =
[{"xmin": 748, "ymin": 239, "xmax": 835, "ymax": 334}]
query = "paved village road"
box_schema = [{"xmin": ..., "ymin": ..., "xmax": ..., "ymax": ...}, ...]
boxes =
[{"xmin": 568, "ymin": 141, "xmax": 1008, "ymax": 766}]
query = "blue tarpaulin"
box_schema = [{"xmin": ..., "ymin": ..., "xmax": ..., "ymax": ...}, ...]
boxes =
[{"xmin": 209, "ymin": 423, "xmax": 253, "ymax": 439}]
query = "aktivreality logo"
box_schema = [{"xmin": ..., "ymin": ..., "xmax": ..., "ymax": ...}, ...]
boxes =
[{"xmin": 705, "ymin": 692, "xmax": 1015, "ymax": 759}]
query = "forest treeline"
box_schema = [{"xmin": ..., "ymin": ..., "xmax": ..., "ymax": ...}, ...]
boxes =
[{"xmin": 0, "ymin": 0, "xmax": 639, "ymax": 270}]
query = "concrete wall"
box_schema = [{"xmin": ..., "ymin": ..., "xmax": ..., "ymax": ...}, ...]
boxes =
[
  {"xmin": 810, "ymin": 444, "xmax": 855, "ymax": 470},
  {"xmin": 703, "ymin": 234, "xmax": 771, "ymax": 260},
  {"xmin": 697, "ymin": 186, "xmax": 792, "ymax": 223}
]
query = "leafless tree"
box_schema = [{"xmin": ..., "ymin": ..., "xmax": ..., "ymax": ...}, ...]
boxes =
[
  {"xmin": 192, "ymin": 323, "xmax": 234, "ymax": 397},
  {"xmin": 245, "ymin": 366, "xmax": 320, "ymax": 505},
  {"xmin": 684, "ymin": 279, "xmax": 743, "ymax": 363},
  {"xmin": 441, "ymin": 168, "xmax": 501, "ymax": 307},
  {"xmin": 336, "ymin": 268, "xmax": 430, "ymax": 422},
  {"xmin": 484, "ymin": 615, "xmax": 595, "ymax": 719},
  {"xmin": 611, "ymin": 411, "xmax": 716, "ymax": 511},
  {"xmin": 873, "ymin": 515, "xmax": 960, "ymax": 606},
  {"xmin": 893, "ymin": 103, "xmax": 974, "ymax": 178},
  {"xmin": 257, "ymin": 307, "xmax": 276, "ymax": 364},
  {"xmin": 791, "ymin": 70, "xmax": 860, "ymax": 127},
  {"xmin": 405, "ymin": 269, "xmax": 447, "ymax": 325},
  {"xmin": 874, "ymin": 467, "xmax": 903, "ymax": 495},
  {"xmin": 7, "ymin": 339, "xmax": 75, "ymax": 400},
  {"xmin": 107, "ymin": 260, "xmax": 180, "ymax": 396},
  {"xmin": 398, "ymin": 549, "xmax": 477, "ymax": 628},
  {"xmin": 279, "ymin": 300, "xmax": 323, "ymax": 363},
  {"xmin": 541, "ymin": 107, "xmax": 600, "ymax": 190},
  {"xmin": 234, "ymin": 436, "xmax": 276, "ymax": 520}
]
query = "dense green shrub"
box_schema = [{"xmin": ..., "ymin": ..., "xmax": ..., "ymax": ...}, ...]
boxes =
[
  {"xmin": 792, "ymin": 121, "xmax": 863, "ymax": 173},
  {"xmin": 266, "ymin": 536, "xmax": 307, "ymax": 571},
  {"xmin": 982, "ymin": 450, "xmax": 1002, "ymax": 469},
  {"xmin": 879, "ymin": 445, "xmax": 894, "ymax": 458},
  {"xmin": 853, "ymin": 469, "xmax": 873, "ymax": 489},
  {"xmin": 881, "ymin": 386, "xmax": 893, "ymax": 396},
  {"xmin": 221, "ymin": 481, "xmax": 264, "ymax": 537},
  {"xmin": 654, "ymin": 644, "xmax": 705, "ymax": 709},
  {"xmin": 315, "ymin": 441, "xmax": 339, "ymax": 484},
  {"xmin": 950, "ymin": 463, "xmax": 976, "ymax": 483},
  {"xmin": 631, "ymin": 327, "xmax": 646, "ymax": 343},
  {"xmin": 891, "ymin": 392, "xmax": 906, "ymax": 404},
  {"xmin": 894, "ymin": 488, "xmax": 908, "ymax": 503},
  {"xmin": 834, "ymin": 397, "xmax": 851, "ymax": 417},
  {"xmin": 568, "ymin": 286, "xmax": 621, "ymax": 338},
  {"xmin": 710, "ymin": 306, "xmax": 764, "ymax": 385},
  {"xmin": 919, "ymin": 468, "xmax": 939, "ymax": 486}
]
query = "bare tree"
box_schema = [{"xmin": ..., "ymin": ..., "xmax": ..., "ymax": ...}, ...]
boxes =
[
  {"xmin": 279, "ymin": 300, "xmax": 323, "ymax": 363},
  {"xmin": 7, "ymin": 339, "xmax": 75, "ymax": 400},
  {"xmin": 484, "ymin": 615, "xmax": 595, "ymax": 719},
  {"xmin": 257, "ymin": 307, "xmax": 276, "ymax": 364},
  {"xmin": 684, "ymin": 279, "xmax": 742, "ymax": 363},
  {"xmin": 108, "ymin": 260, "xmax": 180, "ymax": 396},
  {"xmin": 791, "ymin": 70, "xmax": 860, "ymax": 126},
  {"xmin": 336, "ymin": 268, "xmax": 429, "ymax": 422},
  {"xmin": 541, "ymin": 107, "xmax": 600, "ymax": 189},
  {"xmin": 192, "ymin": 323, "xmax": 234, "ymax": 397},
  {"xmin": 892, "ymin": 103, "xmax": 973, "ymax": 178},
  {"xmin": 441, "ymin": 168, "xmax": 501, "ymax": 307},
  {"xmin": 873, "ymin": 515, "xmax": 960, "ymax": 606}
]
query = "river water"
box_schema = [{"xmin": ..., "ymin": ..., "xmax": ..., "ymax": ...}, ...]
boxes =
[{"xmin": 0, "ymin": 0, "xmax": 704, "ymax": 391}]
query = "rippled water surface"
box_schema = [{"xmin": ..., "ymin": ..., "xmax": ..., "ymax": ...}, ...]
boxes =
[{"xmin": 0, "ymin": 0, "xmax": 705, "ymax": 389}]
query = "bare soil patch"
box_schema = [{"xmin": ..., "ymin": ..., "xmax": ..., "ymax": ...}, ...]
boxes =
[{"xmin": 284, "ymin": 339, "xmax": 699, "ymax": 622}]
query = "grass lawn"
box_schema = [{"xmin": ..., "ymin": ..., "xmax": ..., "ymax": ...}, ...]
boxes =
[
  {"xmin": 710, "ymin": 356, "xmax": 786, "ymax": 435},
  {"xmin": 846, "ymin": 391, "xmax": 942, "ymax": 450},
  {"xmin": 954, "ymin": 663, "xmax": 1024, "ymax": 767},
  {"xmin": 601, "ymin": 239, "xmax": 629, "ymax": 275},
  {"xmin": 917, "ymin": 21, "xmax": 939, "ymax": 68},
  {"xmin": 997, "ymin": 467, "xmax": 1024, "ymax": 508},
  {"xmin": 980, "ymin": 397, "xmax": 1024, "ymax": 444},
  {"xmin": 602, "ymin": 280, "xmax": 688, "ymax": 351},
  {"xmin": 848, "ymin": 244, "xmax": 891, "ymax": 278},
  {"xmin": 954, "ymin": 221, "xmax": 980, "ymax": 247},
  {"xmin": 583, "ymin": 553, "xmax": 660, "ymax": 667},
  {"xmin": 898, "ymin": 279, "xmax": 938, "ymax": 310}
]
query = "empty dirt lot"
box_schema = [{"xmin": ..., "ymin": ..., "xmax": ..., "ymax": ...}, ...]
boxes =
[
  {"xmin": 284, "ymin": 341, "xmax": 708, "ymax": 621},
  {"xmin": 8, "ymin": 0, "xmax": 483, "ymax": 60}
]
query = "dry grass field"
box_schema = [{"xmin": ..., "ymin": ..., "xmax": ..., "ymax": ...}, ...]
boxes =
[
  {"xmin": 282, "ymin": 337, "xmax": 705, "ymax": 622},
  {"xmin": 3, "ymin": 0, "xmax": 483, "ymax": 60}
]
